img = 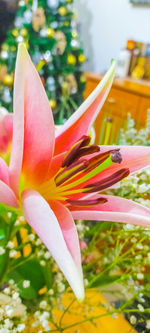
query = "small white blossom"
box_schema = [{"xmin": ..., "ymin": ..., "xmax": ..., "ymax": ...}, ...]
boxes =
[
  {"xmin": 137, "ymin": 304, "xmax": 144, "ymax": 312},
  {"xmin": 15, "ymin": 219, "xmax": 20, "ymax": 226},
  {"xmin": 40, "ymin": 260, "xmax": 46, "ymax": 266},
  {"xmin": 17, "ymin": 324, "xmax": 25, "ymax": 332},
  {"xmin": 39, "ymin": 300, "xmax": 47, "ymax": 309},
  {"xmin": 44, "ymin": 251, "xmax": 51, "ymax": 259},
  {"xmin": 0, "ymin": 247, "xmax": 5, "ymax": 255},
  {"xmin": 23, "ymin": 280, "xmax": 30, "ymax": 288},
  {"xmin": 7, "ymin": 212, "xmax": 12, "ymax": 218},
  {"xmin": 137, "ymin": 273, "xmax": 144, "ymax": 280},
  {"xmin": 7, "ymin": 241, "xmax": 14, "ymax": 249},
  {"xmin": 19, "ymin": 216, "xmax": 25, "ymax": 222},
  {"xmin": 35, "ymin": 239, "xmax": 42, "ymax": 246},
  {"xmin": 146, "ymin": 320, "xmax": 150, "ymax": 329},
  {"xmin": 12, "ymin": 292, "xmax": 19, "ymax": 300},
  {"xmin": 28, "ymin": 234, "xmax": 35, "ymax": 242},
  {"xmin": 5, "ymin": 305, "xmax": 13, "ymax": 317},
  {"xmin": 9, "ymin": 250, "xmax": 17, "ymax": 258},
  {"xmin": 3, "ymin": 288, "xmax": 10, "ymax": 295},
  {"xmin": 130, "ymin": 315, "xmax": 137, "ymax": 325}
]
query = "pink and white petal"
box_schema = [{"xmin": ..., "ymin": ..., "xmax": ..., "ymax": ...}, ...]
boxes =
[
  {"xmin": 50, "ymin": 200, "xmax": 82, "ymax": 271},
  {"xmin": 46, "ymin": 152, "xmax": 65, "ymax": 180},
  {"xmin": 22, "ymin": 190, "xmax": 84, "ymax": 301},
  {"xmin": 10, "ymin": 44, "xmax": 55, "ymax": 190},
  {"xmin": 55, "ymin": 60, "xmax": 115, "ymax": 155},
  {"xmin": 22, "ymin": 46, "xmax": 55, "ymax": 184},
  {"xmin": 9, "ymin": 44, "xmax": 25, "ymax": 195},
  {"xmin": 3, "ymin": 113, "xmax": 13, "ymax": 141},
  {"xmin": 0, "ymin": 181, "xmax": 18, "ymax": 208},
  {"xmin": 0, "ymin": 158, "xmax": 9, "ymax": 185},
  {"xmin": 80, "ymin": 145, "xmax": 150, "ymax": 189},
  {"xmin": 71, "ymin": 194, "xmax": 150, "ymax": 228}
]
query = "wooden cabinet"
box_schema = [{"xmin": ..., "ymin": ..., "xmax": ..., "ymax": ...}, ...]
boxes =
[{"xmin": 84, "ymin": 73, "xmax": 150, "ymax": 144}]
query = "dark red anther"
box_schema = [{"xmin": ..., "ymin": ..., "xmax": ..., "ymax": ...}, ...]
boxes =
[
  {"xmin": 84, "ymin": 168, "xmax": 130, "ymax": 193},
  {"xmin": 62, "ymin": 136, "xmax": 91, "ymax": 167},
  {"xmin": 67, "ymin": 197, "xmax": 107, "ymax": 207}
]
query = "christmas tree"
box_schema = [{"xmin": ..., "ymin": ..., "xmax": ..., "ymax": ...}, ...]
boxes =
[{"xmin": 0, "ymin": 0, "xmax": 86, "ymax": 124}]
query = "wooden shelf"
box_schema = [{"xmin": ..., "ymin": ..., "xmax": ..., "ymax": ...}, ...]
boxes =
[{"xmin": 84, "ymin": 73, "xmax": 150, "ymax": 144}]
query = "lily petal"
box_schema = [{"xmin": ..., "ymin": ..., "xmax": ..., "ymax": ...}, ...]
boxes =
[
  {"xmin": 55, "ymin": 60, "xmax": 115, "ymax": 155},
  {"xmin": 10, "ymin": 44, "xmax": 55, "ymax": 191},
  {"xmin": 0, "ymin": 158, "xmax": 9, "ymax": 185},
  {"xmin": 71, "ymin": 194, "xmax": 150, "ymax": 227},
  {"xmin": 50, "ymin": 200, "xmax": 82, "ymax": 271},
  {"xmin": 0, "ymin": 180, "xmax": 18, "ymax": 208},
  {"xmin": 22, "ymin": 190, "xmax": 85, "ymax": 301}
]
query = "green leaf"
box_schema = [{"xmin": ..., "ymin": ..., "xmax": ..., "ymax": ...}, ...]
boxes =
[{"xmin": 7, "ymin": 259, "xmax": 45, "ymax": 300}]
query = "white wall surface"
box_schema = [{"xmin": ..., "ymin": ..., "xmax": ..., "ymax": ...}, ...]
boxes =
[{"xmin": 75, "ymin": 0, "xmax": 150, "ymax": 73}]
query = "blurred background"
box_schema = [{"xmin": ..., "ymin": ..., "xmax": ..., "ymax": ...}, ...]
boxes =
[{"xmin": 0, "ymin": 0, "xmax": 150, "ymax": 144}]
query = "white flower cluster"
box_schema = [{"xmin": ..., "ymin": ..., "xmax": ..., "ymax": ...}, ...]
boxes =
[{"xmin": 0, "ymin": 283, "xmax": 26, "ymax": 333}]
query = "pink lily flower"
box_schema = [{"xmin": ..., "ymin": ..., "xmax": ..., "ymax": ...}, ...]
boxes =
[
  {"xmin": 1, "ymin": 44, "xmax": 150, "ymax": 301},
  {"xmin": 0, "ymin": 107, "xmax": 13, "ymax": 155}
]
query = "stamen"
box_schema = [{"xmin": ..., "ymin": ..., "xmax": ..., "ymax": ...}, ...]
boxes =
[
  {"xmin": 67, "ymin": 197, "xmax": 107, "ymax": 207},
  {"xmin": 84, "ymin": 168, "xmax": 130, "ymax": 193},
  {"xmin": 111, "ymin": 149, "xmax": 122, "ymax": 164},
  {"xmin": 55, "ymin": 160, "xmax": 88, "ymax": 186},
  {"xmin": 62, "ymin": 135, "xmax": 91, "ymax": 167},
  {"xmin": 71, "ymin": 145, "xmax": 100, "ymax": 163}
]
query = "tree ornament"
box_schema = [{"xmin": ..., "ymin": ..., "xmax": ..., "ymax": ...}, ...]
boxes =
[
  {"xmin": 78, "ymin": 54, "xmax": 86, "ymax": 63},
  {"xmin": 10, "ymin": 45, "xmax": 17, "ymax": 52},
  {"xmin": 47, "ymin": 0, "xmax": 59, "ymax": 8},
  {"xmin": 66, "ymin": 74, "xmax": 77, "ymax": 94},
  {"xmin": 80, "ymin": 75, "xmax": 86, "ymax": 83},
  {"xmin": 20, "ymin": 28, "xmax": 28, "ymax": 38},
  {"xmin": 24, "ymin": 9, "xmax": 32, "ymax": 23},
  {"xmin": 12, "ymin": 29, "xmax": 18, "ymax": 37},
  {"xmin": 43, "ymin": 51, "xmax": 52, "ymax": 63},
  {"xmin": 0, "ymin": 51, "xmax": 8, "ymax": 60},
  {"xmin": 16, "ymin": 35, "xmax": 24, "ymax": 43},
  {"xmin": 3, "ymin": 74, "xmax": 13, "ymax": 87},
  {"xmin": 54, "ymin": 31, "xmax": 67, "ymax": 55},
  {"xmin": 0, "ymin": 65, "xmax": 7, "ymax": 82},
  {"xmin": 58, "ymin": 7, "xmax": 67, "ymax": 16},
  {"xmin": 46, "ymin": 28, "xmax": 54, "ymax": 38},
  {"xmin": 67, "ymin": 54, "xmax": 76, "ymax": 65},
  {"xmin": 3, "ymin": 88, "xmax": 11, "ymax": 103},
  {"xmin": 71, "ymin": 39, "xmax": 79, "ymax": 49},
  {"xmin": 32, "ymin": 8, "xmax": 46, "ymax": 32},
  {"xmin": 72, "ymin": 30, "xmax": 78, "ymax": 39},
  {"xmin": 46, "ymin": 77, "xmax": 56, "ymax": 91},
  {"xmin": 49, "ymin": 99, "xmax": 56, "ymax": 110},
  {"xmin": 1, "ymin": 44, "xmax": 9, "ymax": 52}
]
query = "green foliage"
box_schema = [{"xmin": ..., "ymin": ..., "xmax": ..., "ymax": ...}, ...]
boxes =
[{"xmin": 7, "ymin": 259, "xmax": 45, "ymax": 300}]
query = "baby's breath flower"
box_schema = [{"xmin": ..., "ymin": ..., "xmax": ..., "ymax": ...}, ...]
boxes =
[
  {"xmin": 7, "ymin": 241, "xmax": 14, "ymax": 249},
  {"xmin": 23, "ymin": 280, "xmax": 30, "ymax": 288},
  {"xmin": 137, "ymin": 273, "xmax": 144, "ymax": 280},
  {"xmin": 39, "ymin": 301, "xmax": 47, "ymax": 309},
  {"xmin": 28, "ymin": 234, "xmax": 35, "ymax": 242},
  {"xmin": 137, "ymin": 304, "xmax": 144, "ymax": 312},
  {"xmin": 146, "ymin": 320, "xmax": 150, "ymax": 329},
  {"xmin": 17, "ymin": 323, "xmax": 25, "ymax": 332},
  {"xmin": 9, "ymin": 250, "xmax": 17, "ymax": 258},
  {"xmin": 44, "ymin": 251, "xmax": 51, "ymax": 259},
  {"xmin": 0, "ymin": 247, "xmax": 5, "ymax": 255}
]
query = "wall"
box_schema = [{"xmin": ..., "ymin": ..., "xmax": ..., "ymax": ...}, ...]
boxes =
[{"xmin": 75, "ymin": 0, "xmax": 150, "ymax": 73}]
